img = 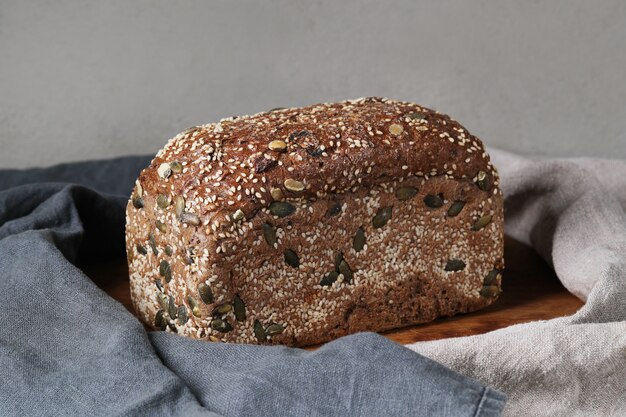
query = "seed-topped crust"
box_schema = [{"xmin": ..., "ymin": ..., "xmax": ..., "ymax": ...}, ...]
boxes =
[{"xmin": 125, "ymin": 97, "xmax": 504, "ymax": 347}]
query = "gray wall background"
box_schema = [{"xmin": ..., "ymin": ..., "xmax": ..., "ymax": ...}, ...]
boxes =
[{"xmin": 1, "ymin": 0, "xmax": 625, "ymax": 169}]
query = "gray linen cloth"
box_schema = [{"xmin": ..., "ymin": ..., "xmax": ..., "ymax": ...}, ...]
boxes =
[
  {"xmin": 0, "ymin": 156, "xmax": 505, "ymax": 417},
  {"xmin": 408, "ymin": 149, "xmax": 626, "ymax": 416}
]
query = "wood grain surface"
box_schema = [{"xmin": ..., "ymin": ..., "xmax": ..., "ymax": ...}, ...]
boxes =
[{"xmin": 82, "ymin": 236, "xmax": 584, "ymax": 347}]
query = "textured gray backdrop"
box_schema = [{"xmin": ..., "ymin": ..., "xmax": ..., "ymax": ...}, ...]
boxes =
[{"xmin": 1, "ymin": 0, "xmax": 625, "ymax": 168}]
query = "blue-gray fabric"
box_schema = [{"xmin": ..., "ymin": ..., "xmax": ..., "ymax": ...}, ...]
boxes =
[{"xmin": 0, "ymin": 156, "xmax": 506, "ymax": 417}]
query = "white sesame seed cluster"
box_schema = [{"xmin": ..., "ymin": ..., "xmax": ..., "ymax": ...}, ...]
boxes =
[{"xmin": 125, "ymin": 97, "xmax": 504, "ymax": 346}]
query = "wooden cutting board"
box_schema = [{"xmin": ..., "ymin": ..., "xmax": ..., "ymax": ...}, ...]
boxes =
[{"xmin": 83, "ymin": 236, "xmax": 583, "ymax": 346}]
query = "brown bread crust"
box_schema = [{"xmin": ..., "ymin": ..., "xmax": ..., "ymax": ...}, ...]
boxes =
[{"xmin": 125, "ymin": 97, "xmax": 504, "ymax": 346}]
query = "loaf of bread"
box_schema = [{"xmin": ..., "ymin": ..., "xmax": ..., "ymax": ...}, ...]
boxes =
[{"xmin": 125, "ymin": 97, "xmax": 504, "ymax": 347}]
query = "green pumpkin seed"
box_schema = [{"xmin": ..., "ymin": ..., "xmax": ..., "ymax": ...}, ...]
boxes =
[
  {"xmin": 149, "ymin": 232, "xmax": 159, "ymax": 255},
  {"xmin": 479, "ymin": 285, "xmax": 500, "ymax": 297},
  {"xmin": 265, "ymin": 323, "xmax": 284, "ymax": 336},
  {"xmin": 334, "ymin": 251, "xmax": 343, "ymax": 270},
  {"xmin": 211, "ymin": 318, "xmax": 233, "ymax": 333},
  {"xmin": 233, "ymin": 295, "xmax": 246, "ymax": 322},
  {"xmin": 353, "ymin": 227, "xmax": 366, "ymax": 252},
  {"xmin": 159, "ymin": 260, "xmax": 172, "ymax": 283},
  {"xmin": 167, "ymin": 322, "xmax": 178, "ymax": 332},
  {"xmin": 484, "ymin": 269, "xmax": 501, "ymax": 286},
  {"xmin": 472, "ymin": 215, "xmax": 492, "ymax": 231},
  {"xmin": 254, "ymin": 319, "xmax": 267, "ymax": 342},
  {"xmin": 177, "ymin": 305, "xmax": 188, "ymax": 325},
  {"xmin": 284, "ymin": 249, "xmax": 300, "ymax": 268},
  {"xmin": 338, "ymin": 260, "xmax": 353, "ymax": 283},
  {"xmin": 168, "ymin": 295, "xmax": 178, "ymax": 319},
  {"xmin": 156, "ymin": 194, "xmax": 170, "ymax": 209},
  {"xmin": 424, "ymin": 194, "xmax": 444, "ymax": 208},
  {"xmin": 155, "ymin": 279, "xmax": 163, "ymax": 292},
  {"xmin": 326, "ymin": 201, "xmax": 342, "ymax": 217},
  {"xmin": 476, "ymin": 171, "xmax": 490, "ymax": 191},
  {"xmin": 174, "ymin": 196, "xmax": 185, "ymax": 217},
  {"xmin": 198, "ymin": 283, "xmax": 214, "ymax": 304},
  {"xmin": 269, "ymin": 201, "xmax": 296, "ymax": 217},
  {"xmin": 444, "ymin": 259, "xmax": 466, "ymax": 272},
  {"xmin": 262, "ymin": 223, "xmax": 277, "ymax": 246},
  {"xmin": 212, "ymin": 302, "xmax": 232, "ymax": 316},
  {"xmin": 157, "ymin": 293, "xmax": 169, "ymax": 311},
  {"xmin": 447, "ymin": 200, "xmax": 465, "ymax": 217},
  {"xmin": 136, "ymin": 244, "xmax": 147, "ymax": 255},
  {"xmin": 405, "ymin": 111, "xmax": 426, "ymax": 120},
  {"xmin": 164, "ymin": 245, "xmax": 173, "ymax": 256},
  {"xmin": 187, "ymin": 296, "xmax": 201, "ymax": 317},
  {"xmin": 372, "ymin": 206, "xmax": 393, "ymax": 228},
  {"xmin": 180, "ymin": 212, "xmax": 201, "ymax": 226},
  {"xmin": 132, "ymin": 196, "xmax": 144, "ymax": 209},
  {"xmin": 169, "ymin": 161, "xmax": 183, "ymax": 173},
  {"xmin": 232, "ymin": 209, "xmax": 245, "ymax": 221},
  {"xmin": 320, "ymin": 271, "xmax": 339, "ymax": 286},
  {"xmin": 154, "ymin": 310, "xmax": 167, "ymax": 330},
  {"xmin": 270, "ymin": 187, "xmax": 284, "ymax": 201},
  {"xmin": 155, "ymin": 220, "xmax": 168, "ymax": 233},
  {"xmin": 395, "ymin": 186, "xmax": 418, "ymax": 201}
]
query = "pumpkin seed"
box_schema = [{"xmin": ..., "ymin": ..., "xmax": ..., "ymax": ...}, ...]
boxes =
[
  {"xmin": 320, "ymin": 271, "xmax": 339, "ymax": 286},
  {"xmin": 406, "ymin": 112, "xmax": 426, "ymax": 120},
  {"xmin": 155, "ymin": 279, "xmax": 163, "ymax": 292},
  {"xmin": 268, "ymin": 140, "xmax": 287, "ymax": 152},
  {"xmin": 284, "ymin": 249, "xmax": 300, "ymax": 268},
  {"xmin": 265, "ymin": 323, "xmax": 284, "ymax": 336},
  {"xmin": 232, "ymin": 209, "xmax": 245, "ymax": 221},
  {"xmin": 268, "ymin": 107, "xmax": 286, "ymax": 113},
  {"xmin": 155, "ymin": 220, "xmax": 168, "ymax": 233},
  {"xmin": 484, "ymin": 269, "xmax": 501, "ymax": 286},
  {"xmin": 270, "ymin": 187, "xmax": 284, "ymax": 201},
  {"xmin": 177, "ymin": 305, "xmax": 188, "ymax": 325},
  {"xmin": 389, "ymin": 123, "xmax": 404, "ymax": 136},
  {"xmin": 164, "ymin": 245, "xmax": 173, "ymax": 256},
  {"xmin": 149, "ymin": 232, "xmax": 158, "ymax": 255},
  {"xmin": 174, "ymin": 196, "xmax": 185, "ymax": 217},
  {"xmin": 284, "ymin": 179, "xmax": 304, "ymax": 192},
  {"xmin": 444, "ymin": 259, "xmax": 466, "ymax": 272},
  {"xmin": 198, "ymin": 283, "xmax": 214, "ymax": 304},
  {"xmin": 353, "ymin": 227, "xmax": 366, "ymax": 252},
  {"xmin": 154, "ymin": 310, "xmax": 167, "ymax": 330},
  {"xmin": 159, "ymin": 260, "xmax": 172, "ymax": 283},
  {"xmin": 132, "ymin": 196, "xmax": 144, "ymax": 209},
  {"xmin": 476, "ymin": 171, "xmax": 490, "ymax": 191},
  {"xmin": 233, "ymin": 295, "xmax": 246, "ymax": 321},
  {"xmin": 169, "ymin": 161, "xmax": 183, "ymax": 173},
  {"xmin": 136, "ymin": 244, "xmax": 147, "ymax": 255},
  {"xmin": 157, "ymin": 163, "xmax": 172, "ymax": 179},
  {"xmin": 331, "ymin": 252, "xmax": 342, "ymax": 271},
  {"xmin": 424, "ymin": 194, "xmax": 444, "ymax": 208},
  {"xmin": 254, "ymin": 319, "xmax": 267, "ymax": 342},
  {"xmin": 372, "ymin": 206, "xmax": 393, "ymax": 228},
  {"xmin": 395, "ymin": 186, "xmax": 418, "ymax": 201},
  {"xmin": 212, "ymin": 303, "xmax": 232, "ymax": 316},
  {"xmin": 338, "ymin": 260, "xmax": 353, "ymax": 283},
  {"xmin": 180, "ymin": 212, "xmax": 201, "ymax": 226},
  {"xmin": 157, "ymin": 293, "xmax": 168, "ymax": 311},
  {"xmin": 262, "ymin": 223, "xmax": 277, "ymax": 246},
  {"xmin": 447, "ymin": 200, "xmax": 465, "ymax": 217},
  {"xmin": 187, "ymin": 296, "xmax": 201, "ymax": 317},
  {"xmin": 156, "ymin": 194, "xmax": 170, "ymax": 209},
  {"xmin": 168, "ymin": 295, "xmax": 177, "ymax": 319},
  {"xmin": 269, "ymin": 201, "xmax": 295, "ymax": 217},
  {"xmin": 211, "ymin": 318, "xmax": 233, "ymax": 333},
  {"xmin": 472, "ymin": 215, "xmax": 492, "ymax": 231},
  {"xmin": 479, "ymin": 285, "xmax": 500, "ymax": 297}
]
